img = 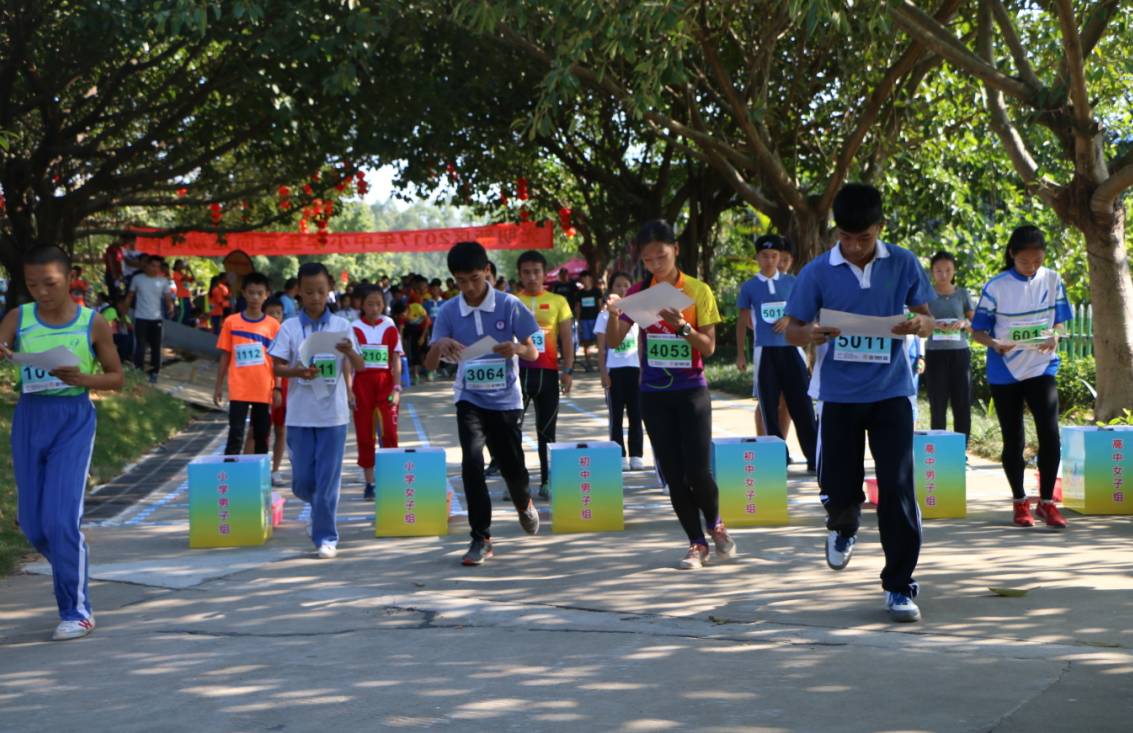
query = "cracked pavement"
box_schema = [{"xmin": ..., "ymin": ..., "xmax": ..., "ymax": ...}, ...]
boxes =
[{"xmin": 2, "ymin": 375, "xmax": 1131, "ymax": 732}]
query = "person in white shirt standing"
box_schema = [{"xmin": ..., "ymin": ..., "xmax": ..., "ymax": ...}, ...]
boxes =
[{"xmin": 127, "ymin": 255, "xmax": 174, "ymax": 383}]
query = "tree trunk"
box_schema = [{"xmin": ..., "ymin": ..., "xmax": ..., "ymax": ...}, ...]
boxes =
[
  {"xmin": 786, "ymin": 208, "xmax": 829, "ymax": 270},
  {"xmin": 1080, "ymin": 206, "xmax": 1133, "ymax": 420}
]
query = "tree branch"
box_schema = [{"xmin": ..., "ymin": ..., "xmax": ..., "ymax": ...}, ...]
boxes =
[
  {"xmin": 1091, "ymin": 163, "xmax": 1133, "ymax": 217},
  {"xmin": 888, "ymin": 0, "xmax": 1035, "ymax": 103},
  {"xmin": 986, "ymin": 0, "xmax": 1041, "ymax": 89},
  {"xmin": 1053, "ymin": 0, "xmax": 1093, "ymax": 130},
  {"xmin": 974, "ymin": 2, "xmax": 1061, "ymax": 210}
]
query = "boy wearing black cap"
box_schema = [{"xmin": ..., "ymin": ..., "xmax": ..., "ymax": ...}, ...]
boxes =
[
  {"xmin": 784, "ymin": 183, "xmax": 934, "ymax": 623},
  {"xmin": 736, "ymin": 235, "xmax": 817, "ymax": 472}
]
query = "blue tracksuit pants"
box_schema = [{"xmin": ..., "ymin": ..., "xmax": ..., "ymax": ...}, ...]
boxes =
[
  {"xmin": 286, "ymin": 424, "xmax": 347, "ymax": 547},
  {"xmin": 12, "ymin": 394, "xmax": 96, "ymax": 621}
]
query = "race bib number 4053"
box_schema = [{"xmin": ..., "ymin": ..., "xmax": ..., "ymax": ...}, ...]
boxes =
[
  {"xmin": 646, "ymin": 333, "xmax": 692, "ymax": 368},
  {"xmin": 464, "ymin": 360, "xmax": 508, "ymax": 391},
  {"xmin": 832, "ymin": 335, "xmax": 891, "ymax": 364}
]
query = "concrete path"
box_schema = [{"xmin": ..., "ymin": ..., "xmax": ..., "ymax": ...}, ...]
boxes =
[{"xmin": 2, "ymin": 371, "xmax": 1131, "ymax": 732}]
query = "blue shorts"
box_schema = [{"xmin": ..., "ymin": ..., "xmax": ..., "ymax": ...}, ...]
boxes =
[{"xmin": 579, "ymin": 319, "xmax": 597, "ymax": 342}]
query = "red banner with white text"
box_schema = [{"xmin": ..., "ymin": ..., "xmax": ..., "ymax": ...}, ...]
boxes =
[{"xmin": 137, "ymin": 221, "xmax": 553, "ymax": 257}]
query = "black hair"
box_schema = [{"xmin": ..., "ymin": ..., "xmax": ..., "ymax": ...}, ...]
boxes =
[
  {"xmin": 1003, "ymin": 225, "xmax": 1045, "ymax": 271},
  {"xmin": 754, "ymin": 234, "xmax": 786, "ymax": 251},
  {"xmin": 579, "ymin": 270, "xmax": 592, "ymax": 279},
  {"xmin": 283, "ymin": 277, "xmax": 298, "ymax": 290},
  {"xmin": 447, "ymin": 241, "xmax": 489, "ymax": 275},
  {"xmin": 242, "ymin": 272, "xmax": 271, "ymax": 291},
  {"xmin": 263, "ymin": 296, "xmax": 284, "ymax": 312},
  {"xmin": 634, "ymin": 219, "xmax": 677, "ymax": 247},
  {"xmin": 23, "ymin": 245, "xmax": 72, "ymax": 272},
  {"xmin": 609, "ymin": 271, "xmax": 634, "ymax": 288},
  {"xmin": 296, "ymin": 261, "xmax": 334, "ymax": 288},
  {"xmin": 516, "ymin": 250, "xmax": 547, "ymax": 270},
  {"xmin": 832, "ymin": 183, "xmax": 884, "ymax": 234},
  {"xmin": 391, "ymin": 301, "xmax": 408, "ymax": 317},
  {"xmin": 356, "ymin": 283, "xmax": 386, "ymax": 306},
  {"xmin": 929, "ymin": 251, "xmax": 958, "ymax": 283},
  {"xmin": 429, "ymin": 278, "xmax": 442, "ymax": 287},
  {"xmin": 488, "ymin": 261, "xmax": 498, "ymax": 278}
]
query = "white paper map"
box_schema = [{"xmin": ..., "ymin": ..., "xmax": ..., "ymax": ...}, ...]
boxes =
[
  {"xmin": 298, "ymin": 330, "xmax": 350, "ymax": 365},
  {"xmin": 618, "ymin": 282, "xmax": 694, "ymax": 328},
  {"xmin": 457, "ymin": 335, "xmax": 500, "ymax": 363},
  {"xmin": 819, "ymin": 308, "xmax": 906, "ymax": 338},
  {"xmin": 11, "ymin": 346, "xmax": 80, "ymax": 370}
]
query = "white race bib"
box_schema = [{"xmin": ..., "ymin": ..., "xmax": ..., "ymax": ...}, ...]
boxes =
[
  {"xmin": 646, "ymin": 333, "xmax": 692, "ymax": 368},
  {"xmin": 234, "ymin": 343, "xmax": 265, "ymax": 367},
  {"xmin": 931, "ymin": 319, "xmax": 962, "ymax": 343},
  {"xmin": 1004, "ymin": 315, "xmax": 1051, "ymax": 345},
  {"xmin": 361, "ymin": 344, "xmax": 390, "ymax": 369},
  {"xmin": 581, "ymin": 297, "xmax": 596, "ymax": 308},
  {"xmin": 20, "ymin": 365, "xmax": 66, "ymax": 394},
  {"xmin": 463, "ymin": 359, "xmax": 508, "ymax": 392},
  {"xmin": 832, "ymin": 335, "xmax": 892, "ymax": 364},
  {"xmin": 760, "ymin": 301, "xmax": 787, "ymax": 324},
  {"xmin": 531, "ymin": 330, "xmax": 546, "ymax": 354}
]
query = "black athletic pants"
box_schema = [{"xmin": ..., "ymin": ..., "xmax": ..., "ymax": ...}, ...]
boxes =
[
  {"xmin": 990, "ymin": 375, "xmax": 1060, "ymax": 501},
  {"xmin": 226, "ymin": 401, "xmax": 271, "ymax": 455},
  {"xmin": 818, "ymin": 397, "xmax": 921, "ymax": 596},
  {"xmin": 640, "ymin": 387, "xmax": 720, "ymax": 544},
  {"xmin": 606, "ymin": 367, "xmax": 643, "ymax": 458},
  {"xmin": 519, "ymin": 367, "xmax": 560, "ymax": 487},
  {"xmin": 924, "ymin": 349, "xmax": 971, "ymax": 440},
  {"xmin": 756, "ymin": 346, "xmax": 818, "ymax": 469},
  {"xmin": 132, "ymin": 318, "xmax": 163, "ymax": 375},
  {"xmin": 456, "ymin": 401, "xmax": 531, "ymax": 541}
]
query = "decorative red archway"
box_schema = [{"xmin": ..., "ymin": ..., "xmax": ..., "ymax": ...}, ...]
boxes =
[{"xmin": 138, "ymin": 221, "xmax": 553, "ymax": 257}]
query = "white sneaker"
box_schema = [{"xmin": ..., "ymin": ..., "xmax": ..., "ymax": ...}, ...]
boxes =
[
  {"xmin": 630, "ymin": 457, "xmax": 646, "ymax": 471},
  {"xmin": 885, "ymin": 591, "xmax": 921, "ymax": 622},
  {"xmin": 271, "ymin": 471, "xmax": 285, "ymax": 486},
  {"xmin": 825, "ymin": 530, "xmax": 856, "ymax": 570},
  {"xmin": 622, "ymin": 457, "xmax": 631, "ymax": 471},
  {"xmin": 678, "ymin": 544, "xmax": 709, "ymax": 570},
  {"xmin": 52, "ymin": 617, "xmax": 95, "ymax": 641},
  {"xmin": 317, "ymin": 542, "xmax": 338, "ymax": 559}
]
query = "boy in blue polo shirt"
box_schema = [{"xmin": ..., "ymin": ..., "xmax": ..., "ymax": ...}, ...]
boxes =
[
  {"xmin": 424, "ymin": 241, "xmax": 542, "ymax": 566},
  {"xmin": 785, "ymin": 184, "xmax": 934, "ymax": 623},
  {"xmin": 736, "ymin": 234, "xmax": 817, "ymax": 471}
]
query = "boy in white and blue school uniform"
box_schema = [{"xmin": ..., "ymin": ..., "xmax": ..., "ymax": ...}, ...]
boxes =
[
  {"xmin": 424, "ymin": 241, "xmax": 542, "ymax": 566},
  {"xmin": 785, "ymin": 183, "xmax": 935, "ymax": 623},
  {"xmin": 735, "ymin": 234, "xmax": 817, "ymax": 471},
  {"xmin": 269, "ymin": 262, "xmax": 364, "ymax": 560}
]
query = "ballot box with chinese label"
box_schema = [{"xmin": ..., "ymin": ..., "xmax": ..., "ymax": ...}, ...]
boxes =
[
  {"xmin": 711, "ymin": 437, "xmax": 788, "ymax": 526},
  {"xmin": 1061, "ymin": 426, "xmax": 1133, "ymax": 515},
  {"xmin": 914, "ymin": 431, "xmax": 966, "ymax": 519},
  {"xmin": 375, "ymin": 447, "xmax": 450, "ymax": 536},
  {"xmin": 188, "ymin": 454, "xmax": 272, "ymax": 548},
  {"xmin": 549, "ymin": 442, "xmax": 624, "ymax": 533}
]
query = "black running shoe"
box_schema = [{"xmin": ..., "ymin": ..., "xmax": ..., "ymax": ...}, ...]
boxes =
[{"xmin": 462, "ymin": 538, "xmax": 493, "ymax": 566}]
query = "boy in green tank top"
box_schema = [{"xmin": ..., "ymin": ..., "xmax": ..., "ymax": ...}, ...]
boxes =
[{"xmin": 0, "ymin": 246, "xmax": 124, "ymax": 641}]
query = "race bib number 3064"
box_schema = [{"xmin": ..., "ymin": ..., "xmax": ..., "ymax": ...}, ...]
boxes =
[
  {"xmin": 832, "ymin": 335, "xmax": 891, "ymax": 364},
  {"xmin": 464, "ymin": 360, "xmax": 508, "ymax": 391}
]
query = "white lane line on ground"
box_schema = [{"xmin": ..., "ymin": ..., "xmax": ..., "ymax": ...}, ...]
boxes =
[{"xmin": 404, "ymin": 399, "xmax": 466, "ymax": 516}]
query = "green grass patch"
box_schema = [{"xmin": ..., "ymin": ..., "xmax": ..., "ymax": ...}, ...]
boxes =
[{"xmin": 0, "ymin": 365, "xmax": 192, "ymax": 576}]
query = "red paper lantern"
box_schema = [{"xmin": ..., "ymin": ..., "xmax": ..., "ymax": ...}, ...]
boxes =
[
  {"xmin": 356, "ymin": 180, "xmax": 369, "ymax": 196},
  {"xmin": 519, "ymin": 208, "xmax": 530, "ymax": 222},
  {"xmin": 516, "ymin": 177, "xmax": 529, "ymax": 201},
  {"xmin": 176, "ymin": 187, "xmax": 189, "ymax": 198},
  {"xmin": 323, "ymin": 200, "xmax": 334, "ymax": 215},
  {"xmin": 303, "ymin": 183, "xmax": 314, "ymax": 196},
  {"xmin": 499, "ymin": 193, "xmax": 509, "ymax": 207},
  {"xmin": 565, "ymin": 227, "xmax": 577, "ymax": 239},
  {"xmin": 335, "ymin": 181, "xmax": 347, "ymax": 193},
  {"xmin": 0, "ymin": 193, "xmax": 6, "ymax": 212},
  {"xmin": 278, "ymin": 185, "xmax": 290, "ymax": 197},
  {"xmin": 299, "ymin": 219, "xmax": 309, "ymax": 234}
]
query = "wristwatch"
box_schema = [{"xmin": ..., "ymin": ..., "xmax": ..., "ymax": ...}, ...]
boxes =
[
  {"xmin": 677, "ymin": 322, "xmax": 693, "ymax": 338},
  {"xmin": 562, "ymin": 367, "xmax": 574, "ymax": 376}
]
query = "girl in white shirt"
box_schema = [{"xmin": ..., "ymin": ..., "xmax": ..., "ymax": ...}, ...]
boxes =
[{"xmin": 595, "ymin": 272, "xmax": 644, "ymax": 471}]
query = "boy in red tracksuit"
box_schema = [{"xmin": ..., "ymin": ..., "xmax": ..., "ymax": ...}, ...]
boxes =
[{"xmin": 351, "ymin": 284, "xmax": 404, "ymax": 499}]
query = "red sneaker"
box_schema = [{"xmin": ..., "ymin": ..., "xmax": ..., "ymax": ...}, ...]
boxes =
[
  {"xmin": 1035, "ymin": 500, "xmax": 1068, "ymax": 528},
  {"xmin": 1012, "ymin": 499, "xmax": 1035, "ymax": 527}
]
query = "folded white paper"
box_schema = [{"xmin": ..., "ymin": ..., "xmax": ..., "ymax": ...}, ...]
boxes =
[
  {"xmin": 457, "ymin": 335, "xmax": 501, "ymax": 363},
  {"xmin": 618, "ymin": 282, "xmax": 694, "ymax": 328},
  {"xmin": 819, "ymin": 308, "xmax": 906, "ymax": 339},
  {"xmin": 12, "ymin": 345, "xmax": 80, "ymax": 371},
  {"xmin": 298, "ymin": 330, "xmax": 350, "ymax": 365}
]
